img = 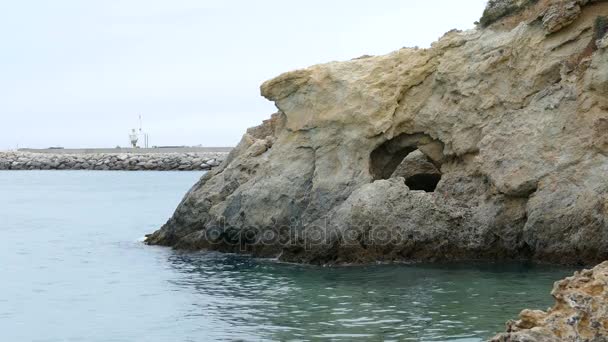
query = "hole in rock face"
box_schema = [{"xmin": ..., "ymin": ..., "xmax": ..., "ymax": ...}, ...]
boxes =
[
  {"xmin": 405, "ymin": 173, "xmax": 442, "ymax": 192},
  {"xmin": 369, "ymin": 144, "xmax": 417, "ymax": 180},
  {"xmin": 370, "ymin": 133, "xmax": 444, "ymax": 192}
]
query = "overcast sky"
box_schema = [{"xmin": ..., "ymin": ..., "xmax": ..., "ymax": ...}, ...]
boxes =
[{"xmin": 0, "ymin": 0, "xmax": 487, "ymax": 149}]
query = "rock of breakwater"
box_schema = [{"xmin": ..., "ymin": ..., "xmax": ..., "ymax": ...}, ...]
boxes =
[
  {"xmin": 147, "ymin": 0, "xmax": 608, "ymax": 266},
  {"xmin": 0, "ymin": 152, "xmax": 227, "ymax": 171},
  {"xmin": 491, "ymin": 261, "xmax": 608, "ymax": 342}
]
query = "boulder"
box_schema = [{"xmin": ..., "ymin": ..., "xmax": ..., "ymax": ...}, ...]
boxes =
[{"xmin": 390, "ymin": 150, "xmax": 442, "ymax": 192}]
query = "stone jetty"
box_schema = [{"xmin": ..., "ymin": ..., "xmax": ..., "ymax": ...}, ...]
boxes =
[{"xmin": 0, "ymin": 151, "xmax": 229, "ymax": 171}]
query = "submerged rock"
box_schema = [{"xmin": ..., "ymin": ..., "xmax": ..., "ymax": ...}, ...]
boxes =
[
  {"xmin": 491, "ymin": 261, "xmax": 608, "ymax": 342},
  {"xmin": 147, "ymin": 1, "xmax": 608, "ymax": 266}
]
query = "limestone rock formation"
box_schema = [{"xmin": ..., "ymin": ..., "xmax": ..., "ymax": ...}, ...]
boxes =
[
  {"xmin": 147, "ymin": 0, "xmax": 608, "ymax": 265},
  {"xmin": 491, "ymin": 261, "xmax": 608, "ymax": 342}
]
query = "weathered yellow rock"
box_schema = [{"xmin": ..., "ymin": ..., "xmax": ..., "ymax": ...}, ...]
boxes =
[
  {"xmin": 147, "ymin": 0, "xmax": 608, "ymax": 266},
  {"xmin": 491, "ymin": 261, "xmax": 608, "ymax": 341}
]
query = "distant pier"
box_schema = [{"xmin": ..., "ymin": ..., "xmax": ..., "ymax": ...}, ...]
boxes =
[
  {"xmin": 0, "ymin": 147, "xmax": 233, "ymax": 171},
  {"xmin": 17, "ymin": 146, "xmax": 233, "ymax": 154}
]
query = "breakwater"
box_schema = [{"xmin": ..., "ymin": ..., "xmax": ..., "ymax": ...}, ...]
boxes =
[{"xmin": 0, "ymin": 150, "xmax": 229, "ymax": 171}]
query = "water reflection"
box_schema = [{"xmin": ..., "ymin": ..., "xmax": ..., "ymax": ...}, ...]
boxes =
[{"xmin": 166, "ymin": 252, "xmax": 573, "ymax": 341}]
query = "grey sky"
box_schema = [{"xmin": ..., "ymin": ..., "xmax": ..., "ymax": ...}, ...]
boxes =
[{"xmin": 0, "ymin": 0, "xmax": 487, "ymax": 149}]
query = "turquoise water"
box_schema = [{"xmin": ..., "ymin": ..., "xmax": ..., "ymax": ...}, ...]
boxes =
[{"xmin": 0, "ymin": 171, "xmax": 574, "ymax": 342}]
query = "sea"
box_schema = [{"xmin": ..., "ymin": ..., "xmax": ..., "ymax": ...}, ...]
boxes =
[{"xmin": 0, "ymin": 171, "xmax": 574, "ymax": 341}]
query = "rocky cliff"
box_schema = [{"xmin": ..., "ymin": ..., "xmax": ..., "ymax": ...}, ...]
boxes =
[
  {"xmin": 492, "ymin": 261, "xmax": 608, "ymax": 341},
  {"xmin": 147, "ymin": 0, "xmax": 608, "ymax": 266}
]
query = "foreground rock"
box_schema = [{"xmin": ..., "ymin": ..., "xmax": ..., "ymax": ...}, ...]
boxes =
[
  {"xmin": 0, "ymin": 151, "xmax": 227, "ymax": 171},
  {"xmin": 147, "ymin": 0, "xmax": 608, "ymax": 265},
  {"xmin": 491, "ymin": 261, "xmax": 608, "ymax": 342}
]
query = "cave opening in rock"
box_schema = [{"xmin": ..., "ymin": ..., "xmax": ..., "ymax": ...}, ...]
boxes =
[
  {"xmin": 369, "ymin": 144, "xmax": 417, "ymax": 180},
  {"xmin": 370, "ymin": 133, "xmax": 444, "ymax": 192},
  {"xmin": 404, "ymin": 173, "xmax": 442, "ymax": 192}
]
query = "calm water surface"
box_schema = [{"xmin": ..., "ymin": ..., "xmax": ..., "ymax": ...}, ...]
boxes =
[{"xmin": 0, "ymin": 171, "xmax": 574, "ymax": 341}]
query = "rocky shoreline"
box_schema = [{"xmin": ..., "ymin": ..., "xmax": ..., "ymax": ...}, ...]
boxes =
[
  {"xmin": 139, "ymin": 1, "xmax": 608, "ymax": 340},
  {"xmin": 134, "ymin": 0, "xmax": 608, "ymax": 340},
  {"xmin": 0, "ymin": 151, "xmax": 228, "ymax": 171}
]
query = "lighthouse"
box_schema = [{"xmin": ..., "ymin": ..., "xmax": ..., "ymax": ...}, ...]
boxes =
[
  {"xmin": 128, "ymin": 115, "xmax": 149, "ymax": 148},
  {"xmin": 129, "ymin": 128, "xmax": 139, "ymax": 148}
]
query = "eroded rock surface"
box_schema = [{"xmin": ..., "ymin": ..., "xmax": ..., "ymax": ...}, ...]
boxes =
[
  {"xmin": 491, "ymin": 261, "xmax": 608, "ymax": 342},
  {"xmin": 147, "ymin": 0, "xmax": 608, "ymax": 265}
]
